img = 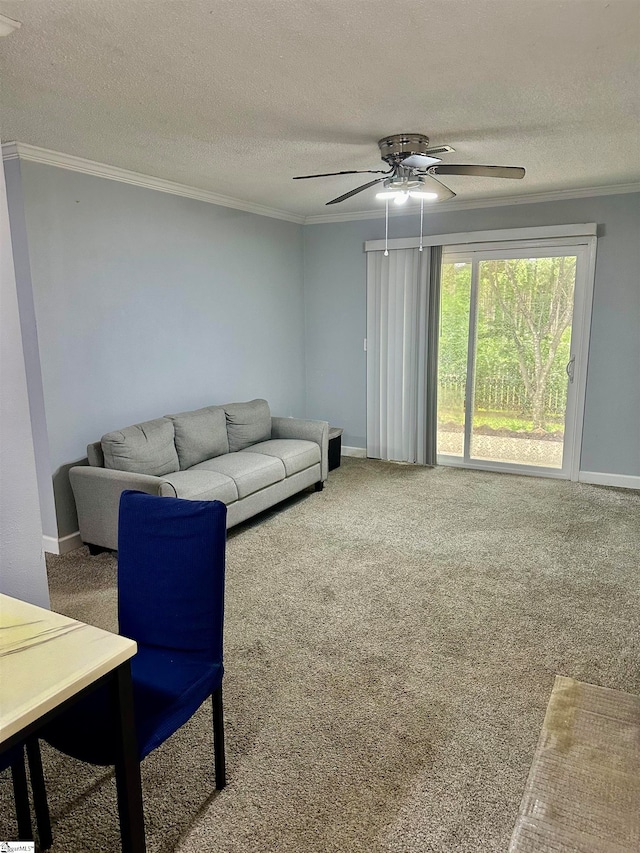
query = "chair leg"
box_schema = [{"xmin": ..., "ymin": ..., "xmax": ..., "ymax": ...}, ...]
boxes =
[
  {"xmin": 211, "ymin": 686, "xmax": 226, "ymax": 790},
  {"xmin": 26, "ymin": 739, "xmax": 52, "ymax": 850},
  {"xmin": 10, "ymin": 749, "xmax": 33, "ymax": 841}
]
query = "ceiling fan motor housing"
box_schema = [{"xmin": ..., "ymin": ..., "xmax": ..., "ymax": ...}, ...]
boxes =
[{"xmin": 378, "ymin": 133, "xmax": 432, "ymax": 165}]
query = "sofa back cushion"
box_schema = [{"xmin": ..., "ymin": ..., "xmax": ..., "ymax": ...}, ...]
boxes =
[
  {"xmin": 224, "ymin": 399, "xmax": 271, "ymax": 452},
  {"xmin": 101, "ymin": 418, "xmax": 179, "ymax": 476},
  {"xmin": 166, "ymin": 406, "xmax": 230, "ymax": 470}
]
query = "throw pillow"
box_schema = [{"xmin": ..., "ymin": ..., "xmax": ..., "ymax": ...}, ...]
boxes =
[
  {"xmin": 101, "ymin": 418, "xmax": 179, "ymax": 476},
  {"xmin": 166, "ymin": 406, "xmax": 230, "ymax": 470},
  {"xmin": 224, "ymin": 399, "xmax": 271, "ymax": 453}
]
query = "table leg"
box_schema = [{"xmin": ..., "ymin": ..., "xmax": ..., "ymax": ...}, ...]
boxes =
[
  {"xmin": 10, "ymin": 750, "xmax": 33, "ymax": 841},
  {"xmin": 26, "ymin": 739, "xmax": 52, "ymax": 849},
  {"xmin": 110, "ymin": 662, "xmax": 146, "ymax": 853}
]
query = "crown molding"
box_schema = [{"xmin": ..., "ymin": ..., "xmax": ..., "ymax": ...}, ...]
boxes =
[
  {"xmin": 303, "ymin": 181, "xmax": 640, "ymax": 224},
  {"xmin": 1, "ymin": 142, "xmax": 20, "ymax": 160},
  {"xmin": 3, "ymin": 142, "xmax": 638, "ymax": 227},
  {"xmin": 1, "ymin": 142, "xmax": 306, "ymax": 224}
]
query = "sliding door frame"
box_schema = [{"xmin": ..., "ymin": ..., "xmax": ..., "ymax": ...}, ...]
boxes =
[{"xmin": 437, "ymin": 235, "xmax": 597, "ymax": 481}]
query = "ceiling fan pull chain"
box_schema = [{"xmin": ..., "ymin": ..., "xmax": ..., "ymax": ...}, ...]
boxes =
[
  {"xmin": 419, "ymin": 199, "xmax": 424, "ymax": 252},
  {"xmin": 384, "ymin": 200, "xmax": 389, "ymax": 256}
]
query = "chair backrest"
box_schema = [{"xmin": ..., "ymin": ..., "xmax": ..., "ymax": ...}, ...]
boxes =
[{"xmin": 117, "ymin": 491, "xmax": 226, "ymax": 663}]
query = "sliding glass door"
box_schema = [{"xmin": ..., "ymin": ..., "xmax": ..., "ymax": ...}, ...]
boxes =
[{"xmin": 437, "ymin": 242, "xmax": 589, "ymax": 478}]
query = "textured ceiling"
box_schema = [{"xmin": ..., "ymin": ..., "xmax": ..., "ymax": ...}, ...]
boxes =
[{"xmin": 1, "ymin": 0, "xmax": 639, "ymax": 218}]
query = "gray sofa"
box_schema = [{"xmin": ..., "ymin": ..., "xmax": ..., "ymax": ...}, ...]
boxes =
[{"xmin": 70, "ymin": 399, "xmax": 328, "ymax": 552}]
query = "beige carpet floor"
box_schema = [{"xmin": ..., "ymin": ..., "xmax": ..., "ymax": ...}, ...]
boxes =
[{"xmin": 2, "ymin": 458, "xmax": 639, "ymax": 852}]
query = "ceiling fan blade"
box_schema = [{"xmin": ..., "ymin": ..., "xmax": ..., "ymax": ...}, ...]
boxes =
[
  {"xmin": 425, "ymin": 145, "xmax": 455, "ymax": 156},
  {"xmin": 418, "ymin": 173, "xmax": 457, "ymax": 201},
  {"xmin": 400, "ymin": 153, "xmax": 441, "ymax": 169},
  {"xmin": 326, "ymin": 177, "xmax": 387, "ymax": 205},
  {"xmin": 293, "ymin": 169, "xmax": 391, "ymax": 180},
  {"xmin": 430, "ymin": 164, "xmax": 525, "ymax": 179}
]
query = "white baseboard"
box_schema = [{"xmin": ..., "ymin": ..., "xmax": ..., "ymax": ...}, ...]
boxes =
[
  {"xmin": 341, "ymin": 446, "xmax": 367, "ymax": 458},
  {"xmin": 42, "ymin": 530, "xmax": 83, "ymax": 555},
  {"xmin": 579, "ymin": 471, "xmax": 640, "ymax": 490}
]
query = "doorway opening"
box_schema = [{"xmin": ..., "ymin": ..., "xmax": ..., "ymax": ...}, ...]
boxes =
[{"xmin": 437, "ymin": 240, "xmax": 592, "ymax": 479}]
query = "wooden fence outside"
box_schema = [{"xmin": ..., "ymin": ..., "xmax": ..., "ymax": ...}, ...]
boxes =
[{"xmin": 438, "ymin": 374, "xmax": 566, "ymax": 416}]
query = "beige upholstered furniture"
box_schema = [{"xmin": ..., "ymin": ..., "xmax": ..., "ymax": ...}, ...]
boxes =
[{"xmin": 70, "ymin": 399, "xmax": 328, "ymax": 552}]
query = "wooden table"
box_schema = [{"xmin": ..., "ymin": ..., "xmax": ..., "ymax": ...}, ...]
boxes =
[{"xmin": 0, "ymin": 593, "xmax": 146, "ymax": 852}]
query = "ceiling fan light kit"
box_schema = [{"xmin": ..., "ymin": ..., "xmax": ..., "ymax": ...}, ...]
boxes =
[
  {"xmin": 293, "ymin": 131, "xmax": 526, "ymax": 206},
  {"xmin": 376, "ymin": 177, "xmax": 439, "ymax": 205}
]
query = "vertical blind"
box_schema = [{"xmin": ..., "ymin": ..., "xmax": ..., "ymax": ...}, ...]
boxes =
[{"xmin": 366, "ymin": 246, "xmax": 441, "ymax": 464}]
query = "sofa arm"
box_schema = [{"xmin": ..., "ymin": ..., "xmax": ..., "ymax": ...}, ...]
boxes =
[
  {"xmin": 70, "ymin": 466, "xmax": 163, "ymax": 551},
  {"xmin": 271, "ymin": 416, "xmax": 329, "ymax": 482}
]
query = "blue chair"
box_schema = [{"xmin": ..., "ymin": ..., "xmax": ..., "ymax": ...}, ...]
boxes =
[{"xmin": 40, "ymin": 491, "xmax": 228, "ymax": 825}]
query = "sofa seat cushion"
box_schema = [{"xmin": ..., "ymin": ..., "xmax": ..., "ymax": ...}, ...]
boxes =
[
  {"xmin": 243, "ymin": 439, "xmax": 320, "ymax": 477},
  {"xmin": 223, "ymin": 399, "xmax": 271, "ymax": 452},
  {"xmin": 165, "ymin": 406, "xmax": 229, "ymax": 470},
  {"xmin": 191, "ymin": 452, "xmax": 285, "ymax": 499},
  {"xmin": 102, "ymin": 418, "xmax": 179, "ymax": 476},
  {"xmin": 157, "ymin": 470, "xmax": 238, "ymax": 504}
]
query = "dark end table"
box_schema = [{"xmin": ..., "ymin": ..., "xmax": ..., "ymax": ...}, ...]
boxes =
[{"xmin": 328, "ymin": 427, "xmax": 343, "ymax": 471}]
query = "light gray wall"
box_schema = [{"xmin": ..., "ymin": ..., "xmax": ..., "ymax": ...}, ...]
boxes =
[
  {"xmin": 303, "ymin": 193, "xmax": 640, "ymax": 477},
  {"xmin": 4, "ymin": 158, "xmax": 58, "ymax": 540},
  {"xmin": 0, "ymin": 156, "xmax": 49, "ymax": 607},
  {"xmin": 19, "ymin": 162, "xmax": 305, "ymax": 538},
  {"xmin": 12, "ymin": 162, "xmax": 640, "ymax": 547}
]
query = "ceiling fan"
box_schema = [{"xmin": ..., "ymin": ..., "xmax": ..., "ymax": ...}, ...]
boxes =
[{"xmin": 293, "ymin": 133, "xmax": 525, "ymax": 205}]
